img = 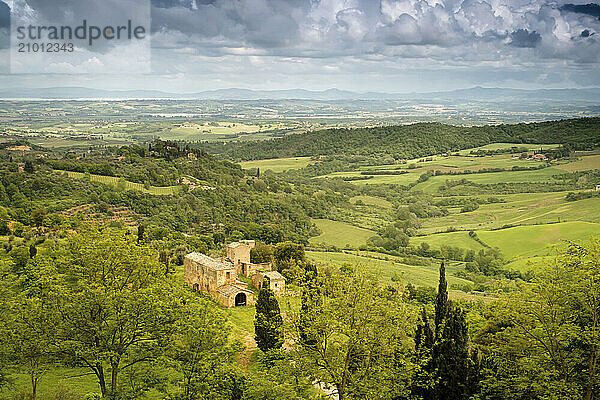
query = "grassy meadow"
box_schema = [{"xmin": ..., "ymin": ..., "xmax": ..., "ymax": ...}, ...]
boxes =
[
  {"xmin": 240, "ymin": 157, "xmax": 314, "ymax": 172},
  {"xmin": 305, "ymin": 250, "xmax": 474, "ymax": 289},
  {"xmin": 309, "ymin": 219, "xmax": 375, "ymax": 248},
  {"xmin": 477, "ymin": 221, "xmax": 600, "ymax": 259}
]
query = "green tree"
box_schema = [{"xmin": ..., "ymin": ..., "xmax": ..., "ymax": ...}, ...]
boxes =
[
  {"xmin": 434, "ymin": 262, "xmax": 448, "ymax": 336},
  {"xmin": 24, "ymin": 160, "xmax": 34, "ymax": 174},
  {"xmin": 477, "ymin": 238, "xmax": 600, "ymax": 399},
  {"xmin": 250, "ymin": 242, "xmax": 274, "ymax": 264},
  {"xmin": 0, "ymin": 182, "xmax": 9, "ymax": 205},
  {"xmin": 413, "ymin": 262, "xmax": 477, "ymax": 400},
  {"xmin": 273, "ymin": 241, "xmax": 305, "ymax": 279},
  {"xmin": 137, "ymin": 224, "xmax": 145, "ymax": 244},
  {"xmin": 29, "ymin": 243, "xmax": 37, "ymax": 258},
  {"xmin": 8, "ymin": 295, "xmax": 60, "ymax": 400},
  {"xmin": 31, "ymin": 208, "xmax": 46, "ymax": 227},
  {"xmin": 432, "ymin": 305, "xmax": 472, "ymax": 400},
  {"xmin": 43, "ymin": 226, "xmax": 182, "ymax": 398},
  {"xmin": 169, "ymin": 298, "xmax": 241, "ymax": 400},
  {"xmin": 254, "ymin": 278, "xmax": 284, "ymax": 353},
  {"xmin": 298, "ymin": 263, "xmax": 321, "ymax": 346},
  {"xmin": 292, "ymin": 270, "xmax": 412, "ymax": 400}
]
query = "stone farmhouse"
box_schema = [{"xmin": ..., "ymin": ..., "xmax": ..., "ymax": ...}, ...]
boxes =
[
  {"xmin": 184, "ymin": 240, "xmax": 284, "ymax": 308},
  {"xmin": 226, "ymin": 240, "xmax": 272, "ymax": 277},
  {"xmin": 252, "ymin": 271, "xmax": 286, "ymax": 297}
]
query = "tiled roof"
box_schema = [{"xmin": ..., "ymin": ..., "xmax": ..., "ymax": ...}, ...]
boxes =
[
  {"xmin": 185, "ymin": 253, "xmax": 234, "ymax": 271},
  {"xmin": 217, "ymin": 284, "xmax": 254, "ymax": 297},
  {"xmin": 262, "ymin": 271, "xmax": 285, "ymax": 281}
]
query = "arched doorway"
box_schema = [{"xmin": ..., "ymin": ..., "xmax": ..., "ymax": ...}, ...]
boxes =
[{"xmin": 235, "ymin": 292, "xmax": 246, "ymax": 307}]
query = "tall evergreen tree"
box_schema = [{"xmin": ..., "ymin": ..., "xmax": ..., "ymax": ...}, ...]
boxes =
[
  {"xmin": 434, "ymin": 261, "xmax": 448, "ymax": 336},
  {"xmin": 415, "ymin": 307, "xmax": 434, "ymax": 355},
  {"xmin": 24, "ymin": 160, "xmax": 34, "ymax": 174},
  {"xmin": 254, "ymin": 278, "xmax": 284, "ymax": 352},
  {"xmin": 412, "ymin": 262, "xmax": 477, "ymax": 400},
  {"xmin": 412, "ymin": 307, "xmax": 436, "ymax": 400},
  {"xmin": 137, "ymin": 224, "xmax": 145, "ymax": 243},
  {"xmin": 433, "ymin": 305, "xmax": 471, "ymax": 400}
]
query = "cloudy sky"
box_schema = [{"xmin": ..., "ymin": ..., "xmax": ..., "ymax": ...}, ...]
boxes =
[{"xmin": 0, "ymin": 0, "xmax": 599, "ymax": 93}]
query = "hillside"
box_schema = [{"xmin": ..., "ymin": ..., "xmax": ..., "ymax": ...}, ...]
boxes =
[{"xmin": 210, "ymin": 118, "xmax": 600, "ymax": 161}]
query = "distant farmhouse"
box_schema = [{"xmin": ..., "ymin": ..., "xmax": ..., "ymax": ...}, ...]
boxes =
[{"xmin": 184, "ymin": 240, "xmax": 284, "ymax": 308}]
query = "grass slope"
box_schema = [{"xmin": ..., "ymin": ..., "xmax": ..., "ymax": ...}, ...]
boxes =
[
  {"xmin": 555, "ymin": 155, "xmax": 600, "ymax": 172},
  {"xmin": 306, "ymin": 250, "xmax": 473, "ymax": 288},
  {"xmin": 240, "ymin": 157, "xmax": 313, "ymax": 173},
  {"xmin": 411, "ymin": 231, "xmax": 486, "ymax": 251},
  {"xmin": 477, "ymin": 221, "xmax": 600, "ymax": 259},
  {"xmin": 309, "ymin": 219, "xmax": 375, "ymax": 248}
]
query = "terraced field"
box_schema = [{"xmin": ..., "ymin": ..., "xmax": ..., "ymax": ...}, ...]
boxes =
[{"xmin": 56, "ymin": 170, "xmax": 180, "ymax": 195}]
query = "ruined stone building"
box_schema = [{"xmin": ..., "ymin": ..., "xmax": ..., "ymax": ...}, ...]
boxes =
[
  {"xmin": 226, "ymin": 240, "xmax": 272, "ymax": 277},
  {"xmin": 252, "ymin": 271, "xmax": 286, "ymax": 296},
  {"xmin": 184, "ymin": 241, "xmax": 283, "ymax": 308},
  {"xmin": 184, "ymin": 252, "xmax": 254, "ymax": 308}
]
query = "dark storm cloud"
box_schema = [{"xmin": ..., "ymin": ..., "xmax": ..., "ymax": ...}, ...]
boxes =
[
  {"xmin": 6, "ymin": 0, "xmax": 600, "ymax": 72},
  {"xmin": 151, "ymin": 0, "xmax": 307, "ymax": 48},
  {"xmin": 561, "ymin": 3, "xmax": 600, "ymax": 20},
  {"xmin": 509, "ymin": 29, "xmax": 542, "ymax": 48},
  {"xmin": 0, "ymin": 1, "xmax": 9, "ymax": 28}
]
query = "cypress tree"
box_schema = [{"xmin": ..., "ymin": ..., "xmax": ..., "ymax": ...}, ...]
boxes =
[
  {"xmin": 434, "ymin": 262, "xmax": 448, "ymax": 336},
  {"xmin": 254, "ymin": 278, "xmax": 284, "ymax": 352},
  {"xmin": 412, "ymin": 307, "xmax": 436, "ymax": 400},
  {"xmin": 24, "ymin": 160, "xmax": 34, "ymax": 173},
  {"xmin": 29, "ymin": 244, "xmax": 37, "ymax": 258},
  {"xmin": 415, "ymin": 307, "xmax": 434, "ymax": 354},
  {"xmin": 433, "ymin": 306, "xmax": 470, "ymax": 400},
  {"xmin": 137, "ymin": 224, "xmax": 145, "ymax": 243}
]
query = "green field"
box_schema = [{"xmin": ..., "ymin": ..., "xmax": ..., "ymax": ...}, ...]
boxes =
[
  {"xmin": 306, "ymin": 251, "xmax": 473, "ymax": 288},
  {"xmin": 57, "ymin": 170, "xmax": 180, "ymax": 195},
  {"xmin": 411, "ymin": 167, "xmax": 565, "ymax": 193},
  {"xmin": 240, "ymin": 157, "xmax": 314, "ymax": 173},
  {"xmin": 309, "ymin": 219, "xmax": 375, "ymax": 248},
  {"xmin": 350, "ymin": 195, "xmax": 393, "ymax": 209},
  {"xmin": 556, "ymin": 154, "xmax": 600, "ymax": 172},
  {"xmin": 320, "ymin": 171, "xmax": 421, "ymax": 185},
  {"xmin": 166, "ymin": 122, "xmax": 286, "ymax": 141},
  {"xmin": 412, "ymin": 221, "xmax": 599, "ymax": 261},
  {"xmin": 477, "ymin": 221, "xmax": 600, "ymax": 259},
  {"xmin": 419, "ymin": 192, "xmax": 600, "ymax": 234},
  {"xmin": 456, "ymin": 143, "xmax": 559, "ymax": 155},
  {"xmin": 411, "ymin": 231, "xmax": 486, "ymax": 251}
]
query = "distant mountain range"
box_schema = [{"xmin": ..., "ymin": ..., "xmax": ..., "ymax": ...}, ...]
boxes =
[{"xmin": 1, "ymin": 86, "xmax": 600, "ymax": 101}]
